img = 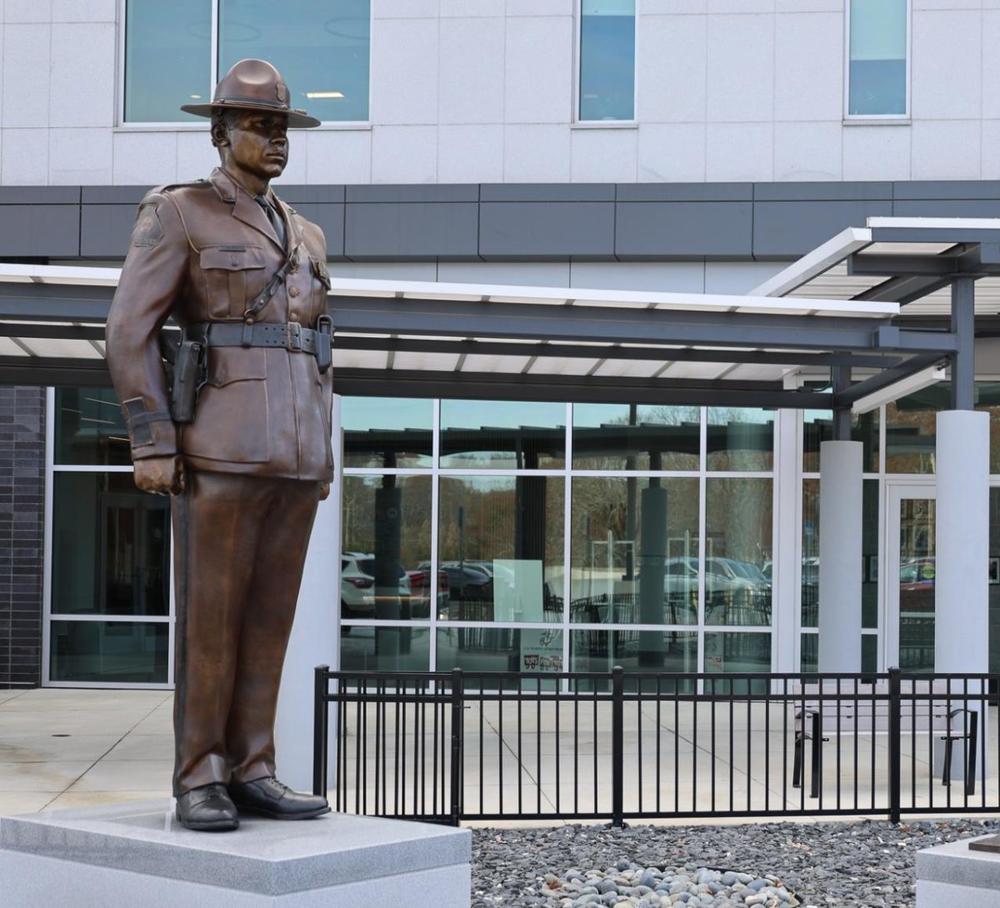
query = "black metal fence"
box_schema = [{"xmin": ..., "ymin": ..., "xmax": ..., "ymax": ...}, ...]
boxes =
[{"xmin": 313, "ymin": 667, "xmax": 995, "ymax": 827}]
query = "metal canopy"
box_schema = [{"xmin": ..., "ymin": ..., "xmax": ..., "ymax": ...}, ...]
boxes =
[{"xmin": 0, "ymin": 222, "xmax": 981, "ymax": 410}]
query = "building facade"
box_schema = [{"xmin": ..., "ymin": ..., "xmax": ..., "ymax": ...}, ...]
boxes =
[{"xmin": 4, "ymin": 0, "xmax": 1000, "ymax": 688}]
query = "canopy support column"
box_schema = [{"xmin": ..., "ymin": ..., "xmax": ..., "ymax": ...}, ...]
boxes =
[
  {"xmin": 818, "ymin": 439, "xmax": 863, "ymax": 672},
  {"xmin": 936, "ymin": 278, "xmax": 989, "ymax": 676}
]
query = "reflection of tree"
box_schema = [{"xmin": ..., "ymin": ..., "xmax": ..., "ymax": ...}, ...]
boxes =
[{"xmin": 342, "ymin": 476, "xmax": 432, "ymax": 568}]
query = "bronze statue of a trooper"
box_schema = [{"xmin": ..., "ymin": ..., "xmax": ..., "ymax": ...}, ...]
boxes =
[{"xmin": 106, "ymin": 59, "xmax": 333, "ymax": 831}]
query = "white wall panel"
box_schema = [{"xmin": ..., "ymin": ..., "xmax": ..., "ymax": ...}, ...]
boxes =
[
  {"xmin": 438, "ymin": 261, "xmax": 571, "ymax": 287},
  {"xmin": 982, "ymin": 12, "xmax": 1000, "ymax": 120},
  {"xmin": 504, "ymin": 16, "xmax": 573, "ymax": 123},
  {"xmin": 1, "ymin": 127, "xmax": 48, "ymax": 185},
  {"xmin": 636, "ymin": 15, "xmax": 707, "ymax": 124},
  {"xmin": 49, "ymin": 127, "xmax": 112, "ymax": 184},
  {"xmin": 773, "ymin": 121, "xmax": 842, "ymax": 181},
  {"xmin": 370, "ymin": 18, "xmax": 439, "ymax": 125},
  {"xmin": 503, "ymin": 124, "xmax": 571, "ymax": 181},
  {"xmin": 570, "ymin": 128, "xmax": 638, "ymax": 182},
  {"xmin": 112, "ymin": 132, "xmax": 179, "ymax": 185},
  {"xmin": 374, "ymin": 0, "xmax": 439, "ymax": 18},
  {"xmin": 774, "ymin": 12, "xmax": 842, "ymax": 122},
  {"xmin": 305, "ymin": 129, "xmax": 373, "ymax": 185},
  {"xmin": 440, "ymin": 0, "xmax": 504, "ymax": 16},
  {"xmin": 982, "ymin": 121, "xmax": 1000, "ymax": 179},
  {"xmin": 52, "ymin": 0, "xmax": 115, "ymax": 22},
  {"xmin": 706, "ymin": 14, "xmax": 774, "ymax": 122},
  {"xmin": 911, "ymin": 120, "xmax": 981, "ymax": 180},
  {"xmin": 911, "ymin": 10, "xmax": 982, "ymax": 120},
  {"xmin": 371, "ymin": 124, "xmax": 437, "ymax": 183},
  {"xmin": 705, "ymin": 262, "xmax": 789, "ymax": 294},
  {"xmin": 842, "ymin": 125, "xmax": 911, "ymax": 181},
  {"xmin": 6, "ymin": 0, "xmax": 51, "ymax": 22},
  {"xmin": 49, "ymin": 23, "xmax": 115, "ymax": 127},
  {"xmin": 439, "ymin": 17, "xmax": 505, "ymax": 125},
  {"xmin": 2, "ymin": 25, "xmax": 50, "ymax": 128},
  {"xmin": 570, "ymin": 261, "xmax": 704, "ymax": 293},
  {"xmin": 176, "ymin": 130, "xmax": 219, "ymax": 182},
  {"xmin": 706, "ymin": 122, "xmax": 773, "ymax": 181},
  {"xmin": 333, "ymin": 262, "xmax": 438, "ymax": 281},
  {"xmin": 638, "ymin": 123, "xmax": 707, "ymax": 182},
  {"xmin": 438, "ymin": 124, "xmax": 504, "ymax": 182}
]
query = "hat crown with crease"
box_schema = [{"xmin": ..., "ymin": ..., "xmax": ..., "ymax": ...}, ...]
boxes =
[{"xmin": 180, "ymin": 58, "xmax": 321, "ymax": 128}]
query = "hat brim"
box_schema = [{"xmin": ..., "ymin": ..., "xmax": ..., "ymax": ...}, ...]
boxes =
[{"xmin": 180, "ymin": 99, "xmax": 321, "ymax": 129}]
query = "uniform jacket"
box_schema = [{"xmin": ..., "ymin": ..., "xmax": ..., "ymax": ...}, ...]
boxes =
[{"xmin": 106, "ymin": 167, "xmax": 334, "ymax": 482}]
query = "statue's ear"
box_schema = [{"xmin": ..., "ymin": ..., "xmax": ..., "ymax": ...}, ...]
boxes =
[{"xmin": 210, "ymin": 119, "xmax": 231, "ymax": 149}]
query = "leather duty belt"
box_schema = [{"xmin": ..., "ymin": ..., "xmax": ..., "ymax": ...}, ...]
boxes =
[{"xmin": 187, "ymin": 317, "xmax": 333, "ymax": 371}]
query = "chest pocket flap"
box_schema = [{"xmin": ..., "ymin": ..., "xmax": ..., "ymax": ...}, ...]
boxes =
[{"xmin": 200, "ymin": 245, "xmax": 267, "ymax": 271}]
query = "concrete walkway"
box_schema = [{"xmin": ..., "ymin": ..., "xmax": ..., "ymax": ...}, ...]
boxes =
[
  {"xmin": 0, "ymin": 688, "xmax": 173, "ymax": 816},
  {"xmin": 1, "ymin": 688, "xmax": 997, "ymax": 825}
]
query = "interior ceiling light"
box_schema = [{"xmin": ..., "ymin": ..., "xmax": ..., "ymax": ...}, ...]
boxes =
[{"xmin": 306, "ymin": 91, "xmax": 344, "ymax": 99}]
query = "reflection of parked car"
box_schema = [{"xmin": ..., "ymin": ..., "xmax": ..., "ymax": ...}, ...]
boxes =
[
  {"xmin": 341, "ymin": 553, "xmax": 411, "ymax": 620},
  {"xmin": 436, "ymin": 561, "xmax": 493, "ymax": 618},
  {"xmin": 406, "ymin": 566, "xmax": 449, "ymax": 617}
]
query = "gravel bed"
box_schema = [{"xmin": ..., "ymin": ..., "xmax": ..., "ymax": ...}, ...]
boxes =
[{"xmin": 471, "ymin": 818, "xmax": 1000, "ymax": 908}]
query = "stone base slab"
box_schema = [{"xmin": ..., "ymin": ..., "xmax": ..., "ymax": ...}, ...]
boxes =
[
  {"xmin": 0, "ymin": 800, "xmax": 471, "ymax": 907},
  {"xmin": 916, "ymin": 834, "xmax": 1000, "ymax": 907}
]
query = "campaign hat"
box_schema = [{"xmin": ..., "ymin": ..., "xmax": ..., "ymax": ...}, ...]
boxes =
[{"xmin": 181, "ymin": 59, "xmax": 321, "ymax": 128}]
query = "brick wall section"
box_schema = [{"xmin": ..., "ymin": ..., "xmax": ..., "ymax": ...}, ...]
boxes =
[{"xmin": 0, "ymin": 387, "xmax": 45, "ymax": 688}]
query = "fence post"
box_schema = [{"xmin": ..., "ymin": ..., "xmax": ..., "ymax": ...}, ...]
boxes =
[
  {"xmin": 888, "ymin": 666, "xmax": 901, "ymax": 825},
  {"xmin": 611, "ymin": 665, "xmax": 625, "ymax": 828},
  {"xmin": 313, "ymin": 665, "xmax": 330, "ymax": 798},
  {"xmin": 449, "ymin": 668, "xmax": 464, "ymax": 827}
]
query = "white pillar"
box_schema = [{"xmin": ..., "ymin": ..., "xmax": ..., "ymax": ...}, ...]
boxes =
[
  {"xmin": 818, "ymin": 440, "xmax": 863, "ymax": 672},
  {"xmin": 772, "ymin": 408, "xmax": 799, "ymax": 674},
  {"xmin": 274, "ymin": 397, "xmax": 344, "ymax": 791},
  {"xmin": 935, "ymin": 410, "xmax": 989, "ymax": 674}
]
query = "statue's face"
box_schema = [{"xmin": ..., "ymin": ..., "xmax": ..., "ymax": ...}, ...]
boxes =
[{"xmin": 224, "ymin": 111, "xmax": 289, "ymax": 181}]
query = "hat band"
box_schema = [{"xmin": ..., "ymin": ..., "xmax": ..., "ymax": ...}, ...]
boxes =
[{"xmin": 214, "ymin": 96, "xmax": 290, "ymax": 111}]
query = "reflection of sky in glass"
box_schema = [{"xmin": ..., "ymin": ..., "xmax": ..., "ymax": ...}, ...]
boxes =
[
  {"xmin": 579, "ymin": 0, "xmax": 635, "ymax": 121},
  {"xmin": 125, "ymin": 0, "xmax": 211, "ymax": 122},
  {"xmin": 341, "ymin": 396, "xmax": 432, "ymax": 433},
  {"xmin": 441, "ymin": 399, "xmax": 565, "ymax": 431},
  {"xmin": 849, "ymin": 0, "xmax": 907, "ymax": 115},
  {"xmin": 219, "ymin": 0, "xmax": 371, "ymax": 121},
  {"xmin": 573, "ymin": 403, "xmax": 698, "ymax": 429}
]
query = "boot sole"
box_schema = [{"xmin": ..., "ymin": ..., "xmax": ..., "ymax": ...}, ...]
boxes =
[
  {"xmin": 175, "ymin": 810, "xmax": 240, "ymax": 832},
  {"xmin": 233, "ymin": 804, "xmax": 332, "ymax": 821}
]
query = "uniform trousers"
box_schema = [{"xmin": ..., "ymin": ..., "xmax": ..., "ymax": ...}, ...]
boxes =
[{"xmin": 171, "ymin": 470, "xmax": 320, "ymax": 795}]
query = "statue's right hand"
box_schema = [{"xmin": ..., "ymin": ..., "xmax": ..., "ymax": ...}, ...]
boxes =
[{"xmin": 133, "ymin": 455, "xmax": 185, "ymax": 495}]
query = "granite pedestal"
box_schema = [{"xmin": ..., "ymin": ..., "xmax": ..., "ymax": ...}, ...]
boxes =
[
  {"xmin": 916, "ymin": 834, "xmax": 1000, "ymax": 907},
  {"xmin": 0, "ymin": 801, "xmax": 471, "ymax": 907}
]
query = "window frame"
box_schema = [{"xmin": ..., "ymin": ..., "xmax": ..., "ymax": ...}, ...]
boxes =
[
  {"xmin": 574, "ymin": 0, "xmax": 639, "ymax": 127},
  {"xmin": 843, "ymin": 0, "xmax": 912, "ymax": 123},
  {"xmin": 116, "ymin": 0, "xmax": 373, "ymax": 130}
]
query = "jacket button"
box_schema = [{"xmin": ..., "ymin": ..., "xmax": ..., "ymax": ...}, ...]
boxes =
[
  {"xmin": 289, "ymin": 286, "xmax": 300, "ymax": 298},
  {"xmin": 289, "ymin": 313, "xmax": 299, "ymax": 322}
]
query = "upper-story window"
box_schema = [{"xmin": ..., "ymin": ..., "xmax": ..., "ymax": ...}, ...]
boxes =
[
  {"xmin": 123, "ymin": 0, "xmax": 371, "ymax": 125},
  {"xmin": 578, "ymin": 0, "xmax": 636, "ymax": 122},
  {"xmin": 846, "ymin": 0, "xmax": 909, "ymax": 118}
]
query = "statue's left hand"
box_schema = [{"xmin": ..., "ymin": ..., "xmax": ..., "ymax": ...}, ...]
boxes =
[{"xmin": 319, "ymin": 481, "xmax": 330, "ymax": 501}]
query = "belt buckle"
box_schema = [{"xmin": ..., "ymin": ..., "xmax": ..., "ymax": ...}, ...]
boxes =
[{"xmin": 286, "ymin": 321, "xmax": 303, "ymax": 351}]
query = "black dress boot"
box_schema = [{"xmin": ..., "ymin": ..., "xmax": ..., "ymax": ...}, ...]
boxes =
[
  {"xmin": 175, "ymin": 782, "xmax": 240, "ymax": 832},
  {"xmin": 228, "ymin": 777, "xmax": 331, "ymax": 820}
]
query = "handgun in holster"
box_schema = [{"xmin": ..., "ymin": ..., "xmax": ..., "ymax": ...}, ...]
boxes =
[{"xmin": 159, "ymin": 331, "xmax": 206, "ymax": 424}]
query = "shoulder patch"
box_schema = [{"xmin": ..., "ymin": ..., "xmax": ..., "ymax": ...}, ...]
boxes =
[{"xmin": 131, "ymin": 201, "xmax": 164, "ymax": 248}]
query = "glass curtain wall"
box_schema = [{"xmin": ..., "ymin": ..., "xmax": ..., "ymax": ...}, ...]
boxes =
[
  {"xmin": 47, "ymin": 388, "xmax": 171, "ymax": 685},
  {"xmin": 340, "ymin": 399, "xmax": 776, "ymax": 681}
]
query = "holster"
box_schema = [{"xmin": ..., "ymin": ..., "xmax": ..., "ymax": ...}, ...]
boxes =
[{"xmin": 161, "ymin": 332, "xmax": 206, "ymax": 424}]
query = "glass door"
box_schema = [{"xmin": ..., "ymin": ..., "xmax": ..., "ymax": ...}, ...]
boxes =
[{"xmin": 886, "ymin": 482, "xmax": 936, "ymax": 672}]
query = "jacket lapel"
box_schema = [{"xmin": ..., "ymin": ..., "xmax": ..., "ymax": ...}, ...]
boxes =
[
  {"xmin": 273, "ymin": 194, "xmax": 301, "ymax": 255},
  {"xmin": 211, "ymin": 168, "xmax": 284, "ymax": 252}
]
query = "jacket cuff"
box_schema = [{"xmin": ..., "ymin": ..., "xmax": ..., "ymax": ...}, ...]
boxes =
[{"xmin": 121, "ymin": 397, "xmax": 177, "ymax": 459}]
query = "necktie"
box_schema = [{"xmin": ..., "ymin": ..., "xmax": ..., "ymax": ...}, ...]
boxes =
[{"xmin": 256, "ymin": 195, "xmax": 286, "ymax": 250}]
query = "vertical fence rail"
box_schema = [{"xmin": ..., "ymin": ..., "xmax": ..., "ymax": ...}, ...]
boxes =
[
  {"xmin": 315, "ymin": 668, "xmax": 1000, "ymax": 826},
  {"xmin": 611, "ymin": 665, "xmax": 625, "ymax": 828}
]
